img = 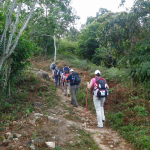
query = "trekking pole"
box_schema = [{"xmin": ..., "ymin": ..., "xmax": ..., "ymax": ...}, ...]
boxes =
[
  {"xmin": 85, "ymin": 88, "xmax": 88, "ymax": 116},
  {"xmin": 62, "ymin": 80, "xmax": 63, "ymax": 92},
  {"xmin": 66, "ymin": 82, "xmax": 67, "ymax": 100},
  {"xmin": 84, "ymin": 88, "xmax": 88, "ymax": 128}
]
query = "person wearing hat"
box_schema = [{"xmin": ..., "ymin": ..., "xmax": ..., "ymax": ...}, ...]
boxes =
[
  {"xmin": 66, "ymin": 69, "xmax": 79, "ymax": 107},
  {"xmin": 50, "ymin": 62, "xmax": 56, "ymax": 75},
  {"xmin": 70, "ymin": 69, "xmax": 74, "ymax": 73},
  {"xmin": 87, "ymin": 70, "xmax": 109, "ymax": 128},
  {"xmin": 64, "ymin": 65, "xmax": 70, "ymax": 73}
]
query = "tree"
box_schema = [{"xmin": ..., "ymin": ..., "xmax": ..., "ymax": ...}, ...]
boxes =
[
  {"xmin": 76, "ymin": 22, "xmax": 100, "ymax": 60},
  {"xmin": 29, "ymin": 0, "xmax": 78, "ymax": 62},
  {"xmin": 63, "ymin": 27, "xmax": 80, "ymax": 41},
  {"xmin": 96, "ymin": 8, "xmax": 110, "ymax": 18},
  {"xmin": 85, "ymin": 8, "xmax": 110, "ymax": 26},
  {"xmin": 0, "ymin": 0, "xmax": 36, "ymax": 71},
  {"xmin": 76, "ymin": 12, "xmax": 116, "ymax": 63}
]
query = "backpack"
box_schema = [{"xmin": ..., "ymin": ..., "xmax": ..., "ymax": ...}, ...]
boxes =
[
  {"xmin": 94, "ymin": 77, "xmax": 107, "ymax": 98},
  {"xmin": 72, "ymin": 72, "xmax": 81, "ymax": 85},
  {"xmin": 58, "ymin": 68, "xmax": 63, "ymax": 77},
  {"xmin": 64, "ymin": 73, "xmax": 70, "ymax": 82},
  {"xmin": 64, "ymin": 66, "xmax": 69, "ymax": 73},
  {"xmin": 52, "ymin": 63, "xmax": 56, "ymax": 69},
  {"xmin": 54, "ymin": 68, "xmax": 58, "ymax": 76},
  {"xmin": 62, "ymin": 72, "xmax": 65, "ymax": 80}
]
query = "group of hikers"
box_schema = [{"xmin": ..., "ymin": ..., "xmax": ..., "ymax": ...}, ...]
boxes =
[
  {"xmin": 50, "ymin": 62, "xmax": 81, "ymax": 107},
  {"xmin": 50, "ymin": 62, "xmax": 109, "ymax": 128}
]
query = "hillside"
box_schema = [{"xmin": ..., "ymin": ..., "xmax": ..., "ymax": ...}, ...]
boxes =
[{"xmin": 0, "ymin": 57, "xmax": 136, "ymax": 150}]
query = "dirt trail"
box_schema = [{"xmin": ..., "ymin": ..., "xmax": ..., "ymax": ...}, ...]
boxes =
[{"xmin": 50, "ymin": 74, "xmax": 135, "ymax": 150}]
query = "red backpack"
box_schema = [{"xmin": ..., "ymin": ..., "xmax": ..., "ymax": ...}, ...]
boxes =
[{"xmin": 64, "ymin": 73, "xmax": 70, "ymax": 82}]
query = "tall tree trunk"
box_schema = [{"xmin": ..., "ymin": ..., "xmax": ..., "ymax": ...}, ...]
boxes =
[{"xmin": 54, "ymin": 34, "xmax": 57, "ymax": 63}]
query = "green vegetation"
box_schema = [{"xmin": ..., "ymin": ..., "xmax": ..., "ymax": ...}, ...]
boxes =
[{"xmin": 0, "ymin": 70, "xmax": 57, "ymax": 120}]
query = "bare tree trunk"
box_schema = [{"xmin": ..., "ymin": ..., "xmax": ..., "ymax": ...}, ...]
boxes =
[
  {"xmin": 54, "ymin": 34, "xmax": 57, "ymax": 63},
  {"xmin": 9, "ymin": 81, "xmax": 11, "ymax": 97},
  {"xmin": 41, "ymin": 34, "xmax": 57, "ymax": 62}
]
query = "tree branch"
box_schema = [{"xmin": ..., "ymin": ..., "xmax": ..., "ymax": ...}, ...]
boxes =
[
  {"xmin": 1, "ymin": 0, "xmax": 17, "ymax": 42},
  {"xmin": 0, "ymin": 1, "xmax": 7, "ymax": 16},
  {"xmin": 8, "ymin": 1, "xmax": 37, "ymax": 56},
  {"xmin": 6, "ymin": 3, "xmax": 22, "ymax": 54},
  {"xmin": 41, "ymin": 34, "xmax": 53, "ymax": 39}
]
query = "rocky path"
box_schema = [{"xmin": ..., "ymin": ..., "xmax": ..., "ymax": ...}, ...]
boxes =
[{"xmin": 53, "ymin": 77, "xmax": 135, "ymax": 150}]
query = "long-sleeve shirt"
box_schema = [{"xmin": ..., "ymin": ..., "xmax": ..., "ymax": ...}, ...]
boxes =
[{"xmin": 66, "ymin": 74, "xmax": 75, "ymax": 86}]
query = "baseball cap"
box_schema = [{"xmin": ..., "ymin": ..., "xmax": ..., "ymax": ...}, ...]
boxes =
[
  {"xmin": 95, "ymin": 70, "xmax": 101, "ymax": 75},
  {"xmin": 70, "ymin": 69, "xmax": 74, "ymax": 72}
]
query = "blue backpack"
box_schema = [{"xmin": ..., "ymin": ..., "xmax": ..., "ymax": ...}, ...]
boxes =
[{"xmin": 58, "ymin": 68, "xmax": 63, "ymax": 77}]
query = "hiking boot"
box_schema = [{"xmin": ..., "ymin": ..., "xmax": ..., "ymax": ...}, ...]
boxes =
[
  {"xmin": 68, "ymin": 94, "xmax": 70, "ymax": 97},
  {"xmin": 64, "ymin": 94, "xmax": 66, "ymax": 96}
]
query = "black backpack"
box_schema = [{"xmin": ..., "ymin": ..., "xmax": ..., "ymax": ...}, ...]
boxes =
[
  {"xmin": 58, "ymin": 68, "xmax": 63, "ymax": 77},
  {"xmin": 52, "ymin": 63, "xmax": 56, "ymax": 69},
  {"xmin": 94, "ymin": 77, "xmax": 107, "ymax": 98},
  {"xmin": 72, "ymin": 72, "xmax": 81, "ymax": 85}
]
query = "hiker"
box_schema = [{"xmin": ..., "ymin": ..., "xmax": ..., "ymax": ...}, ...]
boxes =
[
  {"xmin": 58, "ymin": 67, "xmax": 63, "ymax": 88},
  {"xmin": 64, "ymin": 65, "xmax": 70, "ymax": 73},
  {"xmin": 63, "ymin": 71, "xmax": 70, "ymax": 97},
  {"xmin": 87, "ymin": 70, "xmax": 109, "ymax": 128},
  {"xmin": 50, "ymin": 62, "xmax": 56, "ymax": 75},
  {"xmin": 61, "ymin": 71, "xmax": 65, "ymax": 92},
  {"xmin": 54, "ymin": 67, "xmax": 59, "ymax": 87},
  {"xmin": 66, "ymin": 69, "xmax": 81, "ymax": 107}
]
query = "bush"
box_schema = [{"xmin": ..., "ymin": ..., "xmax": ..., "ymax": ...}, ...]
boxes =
[
  {"xmin": 129, "ymin": 42, "xmax": 150, "ymax": 90},
  {"xmin": 91, "ymin": 47, "xmax": 116, "ymax": 67}
]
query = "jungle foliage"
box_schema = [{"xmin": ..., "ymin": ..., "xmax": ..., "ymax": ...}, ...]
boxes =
[{"xmin": 72, "ymin": 0, "xmax": 150, "ymax": 91}]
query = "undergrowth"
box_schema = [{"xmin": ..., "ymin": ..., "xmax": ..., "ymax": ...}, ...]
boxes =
[{"xmin": 0, "ymin": 69, "xmax": 57, "ymax": 123}]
